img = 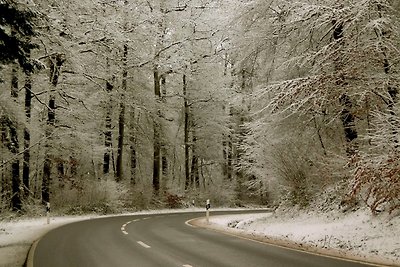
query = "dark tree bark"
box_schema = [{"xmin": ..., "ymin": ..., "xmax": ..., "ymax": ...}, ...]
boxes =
[
  {"xmin": 11, "ymin": 64, "xmax": 18, "ymax": 98},
  {"xmin": 333, "ymin": 21, "xmax": 358, "ymax": 156},
  {"xmin": 153, "ymin": 69, "xmax": 161, "ymax": 194},
  {"xmin": 130, "ymin": 138, "xmax": 137, "ymax": 185},
  {"xmin": 160, "ymin": 74, "xmax": 168, "ymax": 190},
  {"xmin": 116, "ymin": 100, "xmax": 125, "ymax": 181},
  {"xmin": 10, "ymin": 122, "xmax": 21, "ymax": 211},
  {"xmin": 1, "ymin": 117, "xmax": 21, "ymax": 211},
  {"xmin": 116, "ymin": 44, "xmax": 128, "ymax": 182},
  {"xmin": 103, "ymin": 79, "xmax": 113, "ymax": 174},
  {"xmin": 190, "ymin": 134, "xmax": 199, "ymax": 188},
  {"xmin": 42, "ymin": 53, "xmax": 65, "ymax": 205},
  {"xmin": 9, "ymin": 63, "xmax": 21, "ymax": 211},
  {"xmin": 129, "ymin": 104, "xmax": 137, "ymax": 185},
  {"xmin": 23, "ymin": 67, "xmax": 32, "ymax": 197},
  {"xmin": 57, "ymin": 160, "xmax": 64, "ymax": 188},
  {"xmin": 226, "ymin": 133, "xmax": 233, "ymax": 181},
  {"xmin": 183, "ymin": 74, "xmax": 191, "ymax": 190}
]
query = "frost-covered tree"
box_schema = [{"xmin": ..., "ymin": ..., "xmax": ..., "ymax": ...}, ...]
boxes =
[
  {"xmin": 233, "ymin": 0, "xmax": 400, "ymax": 209},
  {"xmin": 0, "ymin": 0, "xmax": 38, "ymax": 211}
]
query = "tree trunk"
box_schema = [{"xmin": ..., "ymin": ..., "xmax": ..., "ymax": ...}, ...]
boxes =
[
  {"xmin": 116, "ymin": 101, "xmax": 125, "ymax": 181},
  {"xmin": 116, "ymin": 44, "xmax": 128, "ymax": 182},
  {"xmin": 153, "ymin": 69, "xmax": 161, "ymax": 194},
  {"xmin": 190, "ymin": 134, "xmax": 199, "ymax": 188},
  {"xmin": 129, "ymin": 105, "xmax": 137, "ymax": 185},
  {"xmin": 160, "ymin": 74, "xmax": 168, "ymax": 190},
  {"xmin": 11, "ymin": 63, "xmax": 18, "ymax": 98},
  {"xmin": 130, "ymin": 140, "xmax": 137, "ymax": 185},
  {"xmin": 103, "ymin": 78, "xmax": 113, "ymax": 175},
  {"xmin": 153, "ymin": 132, "xmax": 161, "ymax": 193},
  {"xmin": 42, "ymin": 94, "xmax": 55, "ymax": 205},
  {"xmin": 42, "ymin": 54, "xmax": 65, "ymax": 205},
  {"xmin": 183, "ymin": 74, "xmax": 191, "ymax": 190},
  {"xmin": 333, "ymin": 21, "xmax": 358, "ymax": 156},
  {"xmin": 10, "ymin": 122, "xmax": 21, "ymax": 211},
  {"xmin": 23, "ymin": 68, "xmax": 32, "ymax": 197},
  {"xmin": 10, "ymin": 64, "xmax": 21, "ymax": 211}
]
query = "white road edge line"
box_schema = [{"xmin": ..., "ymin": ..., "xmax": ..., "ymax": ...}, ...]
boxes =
[
  {"xmin": 137, "ymin": 241, "xmax": 151, "ymax": 248},
  {"xmin": 121, "ymin": 220, "xmax": 136, "ymax": 235},
  {"xmin": 185, "ymin": 219, "xmax": 198, "ymax": 228}
]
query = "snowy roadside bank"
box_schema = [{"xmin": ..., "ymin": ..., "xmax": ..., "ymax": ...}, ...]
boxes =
[{"xmin": 192, "ymin": 208, "xmax": 400, "ymax": 267}]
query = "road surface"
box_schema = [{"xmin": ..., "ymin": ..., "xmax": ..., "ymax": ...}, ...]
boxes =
[{"xmin": 31, "ymin": 211, "xmax": 374, "ymax": 267}]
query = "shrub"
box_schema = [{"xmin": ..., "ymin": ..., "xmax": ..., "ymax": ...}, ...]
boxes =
[
  {"xmin": 351, "ymin": 152, "xmax": 400, "ymax": 214},
  {"xmin": 52, "ymin": 178, "xmax": 125, "ymax": 214}
]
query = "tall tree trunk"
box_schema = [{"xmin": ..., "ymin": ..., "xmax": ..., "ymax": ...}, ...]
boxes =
[
  {"xmin": 116, "ymin": 101, "xmax": 125, "ymax": 181},
  {"xmin": 183, "ymin": 74, "xmax": 191, "ymax": 190},
  {"xmin": 160, "ymin": 74, "xmax": 168, "ymax": 190},
  {"xmin": 10, "ymin": 64, "xmax": 21, "ymax": 211},
  {"xmin": 11, "ymin": 63, "xmax": 18, "ymax": 98},
  {"xmin": 57, "ymin": 160, "xmax": 64, "ymax": 188},
  {"xmin": 42, "ymin": 54, "xmax": 65, "ymax": 205},
  {"xmin": 222, "ymin": 54, "xmax": 233, "ymax": 181},
  {"xmin": 153, "ymin": 69, "xmax": 161, "ymax": 194},
  {"xmin": 23, "ymin": 68, "xmax": 32, "ymax": 197},
  {"xmin": 103, "ymin": 77, "xmax": 113, "ymax": 175},
  {"xmin": 116, "ymin": 43, "xmax": 128, "ymax": 182},
  {"xmin": 10, "ymin": 122, "xmax": 21, "ymax": 211},
  {"xmin": 333, "ymin": 21, "xmax": 358, "ymax": 156},
  {"xmin": 130, "ymin": 137, "xmax": 137, "ymax": 185},
  {"xmin": 190, "ymin": 134, "xmax": 199, "ymax": 188}
]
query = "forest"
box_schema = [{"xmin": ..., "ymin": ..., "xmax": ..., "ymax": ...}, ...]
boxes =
[{"xmin": 1, "ymin": 0, "xmax": 399, "ymax": 215}]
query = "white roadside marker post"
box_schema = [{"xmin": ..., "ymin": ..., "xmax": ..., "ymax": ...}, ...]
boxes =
[
  {"xmin": 46, "ymin": 202, "xmax": 51, "ymax": 224},
  {"xmin": 206, "ymin": 199, "xmax": 210, "ymax": 223}
]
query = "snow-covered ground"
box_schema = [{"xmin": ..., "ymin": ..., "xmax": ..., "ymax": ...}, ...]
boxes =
[{"xmin": 206, "ymin": 208, "xmax": 400, "ymax": 266}]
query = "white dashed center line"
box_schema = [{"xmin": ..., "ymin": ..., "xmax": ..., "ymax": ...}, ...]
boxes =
[
  {"xmin": 137, "ymin": 241, "xmax": 151, "ymax": 248},
  {"xmin": 182, "ymin": 265, "xmax": 193, "ymax": 267}
]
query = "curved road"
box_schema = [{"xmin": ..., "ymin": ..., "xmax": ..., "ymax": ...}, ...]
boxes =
[{"xmin": 31, "ymin": 211, "xmax": 373, "ymax": 267}]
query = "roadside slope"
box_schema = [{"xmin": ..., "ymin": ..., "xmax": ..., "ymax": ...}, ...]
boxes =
[{"xmin": 190, "ymin": 209, "xmax": 400, "ymax": 267}]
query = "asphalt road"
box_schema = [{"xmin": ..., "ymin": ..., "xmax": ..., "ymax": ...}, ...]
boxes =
[{"xmin": 31, "ymin": 211, "xmax": 373, "ymax": 267}]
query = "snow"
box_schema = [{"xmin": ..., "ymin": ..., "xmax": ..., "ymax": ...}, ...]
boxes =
[{"xmin": 206, "ymin": 208, "xmax": 400, "ymax": 266}]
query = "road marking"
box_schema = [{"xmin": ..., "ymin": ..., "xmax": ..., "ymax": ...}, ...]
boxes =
[
  {"xmin": 182, "ymin": 265, "xmax": 193, "ymax": 267},
  {"xmin": 142, "ymin": 217, "xmax": 150, "ymax": 220},
  {"xmin": 137, "ymin": 241, "xmax": 151, "ymax": 248},
  {"xmin": 185, "ymin": 219, "xmax": 198, "ymax": 228},
  {"xmin": 121, "ymin": 220, "xmax": 135, "ymax": 235},
  {"xmin": 133, "ymin": 219, "xmax": 140, "ymax": 222}
]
